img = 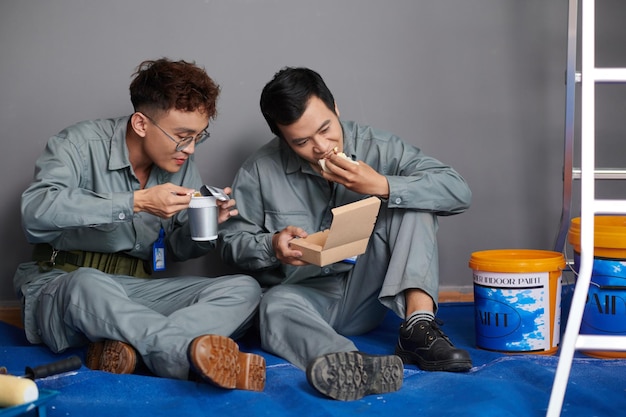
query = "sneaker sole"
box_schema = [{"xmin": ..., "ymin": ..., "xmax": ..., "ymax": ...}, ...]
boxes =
[
  {"xmin": 86, "ymin": 340, "xmax": 137, "ymax": 374},
  {"xmin": 306, "ymin": 352, "xmax": 403, "ymax": 401},
  {"xmin": 395, "ymin": 349, "xmax": 472, "ymax": 372},
  {"xmin": 188, "ymin": 334, "xmax": 266, "ymax": 392}
]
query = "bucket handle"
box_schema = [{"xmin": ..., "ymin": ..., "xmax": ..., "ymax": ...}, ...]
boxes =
[
  {"xmin": 562, "ymin": 242, "xmax": 626, "ymax": 290},
  {"xmin": 589, "ymin": 283, "xmax": 626, "ymax": 290},
  {"xmin": 561, "ymin": 244, "xmax": 577, "ymax": 287}
]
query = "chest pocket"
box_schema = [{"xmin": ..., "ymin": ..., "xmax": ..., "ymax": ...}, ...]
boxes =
[{"xmin": 264, "ymin": 211, "xmax": 317, "ymax": 233}]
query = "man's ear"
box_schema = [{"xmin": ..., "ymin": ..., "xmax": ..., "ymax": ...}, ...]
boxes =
[
  {"xmin": 334, "ymin": 101, "xmax": 340, "ymax": 118},
  {"xmin": 130, "ymin": 112, "xmax": 149, "ymax": 138}
]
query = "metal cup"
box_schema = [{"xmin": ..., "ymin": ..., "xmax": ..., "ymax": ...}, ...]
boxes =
[{"xmin": 188, "ymin": 196, "xmax": 218, "ymax": 241}]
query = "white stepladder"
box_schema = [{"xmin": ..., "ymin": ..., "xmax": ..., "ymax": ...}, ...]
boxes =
[{"xmin": 547, "ymin": 0, "xmax": 626, "ymax": 416}]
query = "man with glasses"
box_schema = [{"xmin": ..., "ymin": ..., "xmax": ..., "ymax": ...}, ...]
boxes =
[
  {"xmin": 142, "ymin": 113, "xmax": 210, "ymax": 152},
  {"xmin": 13, "ymin": 58, "xmax": 265, "ymax": 391}
]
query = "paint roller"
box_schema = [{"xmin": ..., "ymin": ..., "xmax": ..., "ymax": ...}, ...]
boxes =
[{"xmin": 0, "ymin": 355, "xmax": 82, "ymax": 408}]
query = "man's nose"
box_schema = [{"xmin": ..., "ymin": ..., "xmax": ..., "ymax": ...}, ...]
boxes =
[
  {"xmin": 182, "ymin": 140, "xmax": 196, "ymax": 155},
  {"xmin": 311, "ymin": 136, "xmax": 331, "ymax": 154}
]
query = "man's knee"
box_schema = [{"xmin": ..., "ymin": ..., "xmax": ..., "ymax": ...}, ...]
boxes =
[
  {"xmin": 259, "ymin": 285, "xmax": 318, "ymax": 323},
  {"xmin": 260, "ymin": 286, "xmax": 292, "ymax": 315},
  {"xmin": 53, "ymin": 268, "xmax": 118, "ymax": 297},
  {"xmin": 230, "ymin": 275, "xmax": 263, "ymax": 300}
]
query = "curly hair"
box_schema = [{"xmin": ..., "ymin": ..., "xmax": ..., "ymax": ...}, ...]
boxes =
[{"xmin": 129, "ymin": 58, "xmax": 220, "ymax": 120}]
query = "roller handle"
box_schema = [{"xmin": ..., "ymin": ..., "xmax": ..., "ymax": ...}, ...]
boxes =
[{"xmin": 24, "ymin": 355, "xmax": 82, "ymax": 380}]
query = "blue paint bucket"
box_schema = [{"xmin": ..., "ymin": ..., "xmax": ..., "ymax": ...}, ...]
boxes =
[
  {"xmin": 568, "ymin": 216, "xmax": 626, "ymax": 358},
  {"xmin": 469, "ymin": 249, "xmax": 565, "ymax": 354}
]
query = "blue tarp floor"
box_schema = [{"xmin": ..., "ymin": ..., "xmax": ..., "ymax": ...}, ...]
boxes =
[{"xmin": 1, "ymin": 299, "xmax": 625, "ymax": 417}]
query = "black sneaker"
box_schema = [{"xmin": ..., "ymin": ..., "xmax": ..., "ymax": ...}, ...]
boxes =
[
  {"xmin": 394, "ymin": 319, "xmax": 472, "ymax": 372},
  {"xmin": 306, "ymin": 351, "xmax": 403, "ymax": 401}
]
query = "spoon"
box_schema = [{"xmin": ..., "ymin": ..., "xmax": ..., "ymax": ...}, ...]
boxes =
[{"xmin": 200, "ymin": 185, "xmax": 231, "ymax": 201}]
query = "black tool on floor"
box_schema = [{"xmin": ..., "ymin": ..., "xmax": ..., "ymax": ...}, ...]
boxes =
[
  {"xmin": 0, "ymin": 355, "xmax": 82, "ymax": 380},
  {"xmin": 24, "ymin": 355, "xmax": 82, "ymax": 379}
]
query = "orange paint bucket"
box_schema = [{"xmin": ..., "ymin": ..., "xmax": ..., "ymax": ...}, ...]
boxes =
[
  {"xmin": 469, "ymin": 249, "xmax": 565, "ymax": 354},
  {"xmin": 568, "ymin": 216, "xmax": 626, "ymax": 358}
]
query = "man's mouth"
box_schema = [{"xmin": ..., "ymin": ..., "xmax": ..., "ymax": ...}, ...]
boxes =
[{"xmin": 321, "ymin": 146, "xmax": 339, "ymax": 159}]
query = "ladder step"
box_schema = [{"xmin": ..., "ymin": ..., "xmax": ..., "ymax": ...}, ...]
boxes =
[
  {"xmin": 572, "ymin": 168, "xmax": 626, "ymax": 179},
  {"xmin": 593, "ymin": 200, "xmax": 626, "ymax": 214},
  {"xmin": 575, "ymin": 335, "xmax": 626, "ymax": 351},
  {"xmin": 593, "ymin": 68, "xmax": 626, "ymax": 83}
]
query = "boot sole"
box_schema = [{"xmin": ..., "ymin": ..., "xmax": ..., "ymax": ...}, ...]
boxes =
[
  {"xmin": 86, "ymin": 340, "xmax": 137, "ymax": 374},
  {"xmin": 306, "ymin": 352, "xmax": 403, "ymax": 401},
  {"xmin": 188, "ymin": 334, "xmax": 266, "ymax": 391}
]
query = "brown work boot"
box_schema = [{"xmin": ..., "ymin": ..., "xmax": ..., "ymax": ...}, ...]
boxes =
[
  {"xmin": 188, "ymin": 334, "xmax": 265, "ymax": 391},
  {"xmin": 86, "ymin": 340, "xmax": 137, "ymax": 374}
]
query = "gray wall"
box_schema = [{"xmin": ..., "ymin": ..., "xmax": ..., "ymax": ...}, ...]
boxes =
[{"xmin": 2, "ymin": 0, "xmax": 625, "ymax": 305}]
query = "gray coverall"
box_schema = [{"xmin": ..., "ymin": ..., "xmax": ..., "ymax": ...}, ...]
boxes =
[
  {"xmin": 220, "ymin": 120, "xmax": 471, "ymax": 370},
  {"xmin": 14, "ymin": 116, "xmax": 261, "ymax": 379}
]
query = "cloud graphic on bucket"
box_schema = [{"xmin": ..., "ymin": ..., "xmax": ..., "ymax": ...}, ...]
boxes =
[
  {"xmin": 470, "ymin": 249, "xmax": 564, "ymax": 354},
  {"xmin": 474, "ymin": 288, "xmax": 549, "ymax": 352}
]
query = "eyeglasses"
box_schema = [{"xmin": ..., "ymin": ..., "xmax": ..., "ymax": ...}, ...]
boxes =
[{"xmin": 143, "ymin": 113, "xmax": 210, "ymax": 152}]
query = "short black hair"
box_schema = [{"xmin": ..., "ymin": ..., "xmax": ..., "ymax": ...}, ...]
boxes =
[{"xmin": 259, "ymin": 67, "xmax": 335, "ymax": 138}]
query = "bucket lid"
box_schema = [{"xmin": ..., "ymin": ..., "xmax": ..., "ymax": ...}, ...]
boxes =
[
  {"xmin": 568, "ymin": 216, "xmax": 626, "ymax": 251},
  {"xmin": 468, "ymin": 249, "xmax": 565, "ymax": 273}
]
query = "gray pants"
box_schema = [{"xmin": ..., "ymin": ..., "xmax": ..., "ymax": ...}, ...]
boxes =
[
  {"xmin": 259, "ymin": 209, "xmax": 439, "ymax": 370},
  {"xmin": 20, "ymin": 267, "xmax": 261, "ymax": 379}
]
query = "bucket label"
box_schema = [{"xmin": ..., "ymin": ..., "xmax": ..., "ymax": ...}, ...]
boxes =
[
  {"xmin": 474, "ymin": 271, "xmax": 559, "ymax": 352},
  {"xmin": 573, "ymin": 254, "xmax": 626, "ymax": 334}
]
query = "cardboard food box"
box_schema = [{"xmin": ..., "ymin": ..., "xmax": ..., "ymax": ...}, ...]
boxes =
[{"xmin": 290, "ymin": 196, "xmax": 381, "ymax": 266}]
